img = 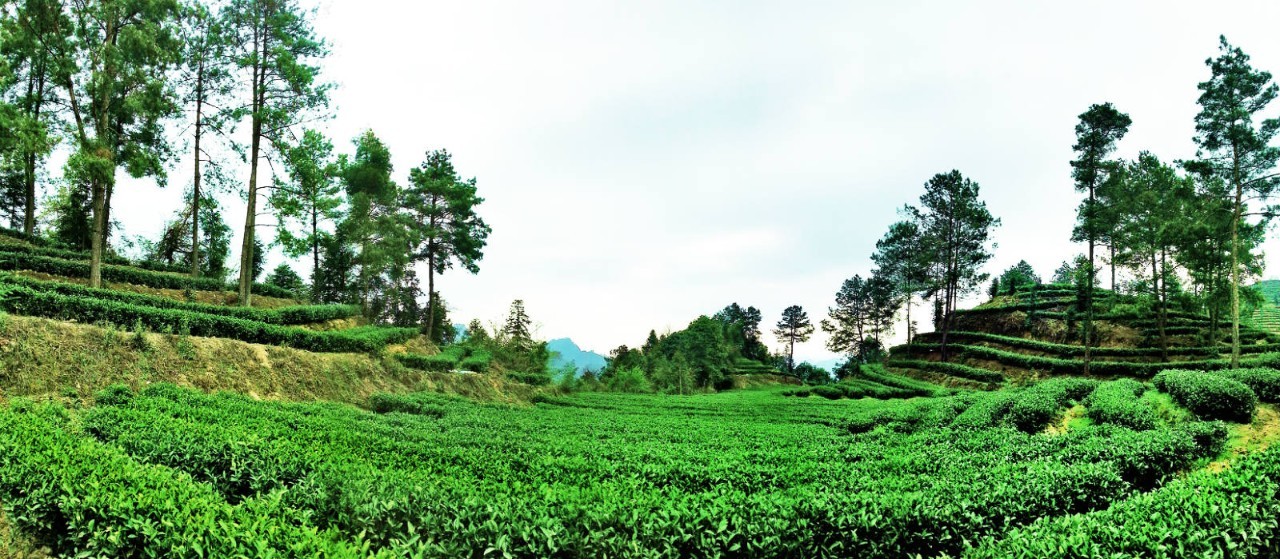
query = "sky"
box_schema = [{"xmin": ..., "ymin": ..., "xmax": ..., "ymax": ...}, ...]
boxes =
[{"xmin": 107, "ymin": 0, "xmax": 1280, "ymax": 364}]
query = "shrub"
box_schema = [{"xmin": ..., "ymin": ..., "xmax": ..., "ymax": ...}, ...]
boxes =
[
  {"xmin": 887, "ymin": 359, "xmax": 1004, "ymax": 383},
  {"xmin": 0, "ymin": 284, "xmax": 413, "ymax": 353},
  {"xmin": 1154, "ymin": 369, "xmax": 1257, "ymax": 423},
  {"xmin": 1085, "ymin": 380, "xmax": 1158, "ymax": 431},
  {"xmin": 812, "ymin": 385, "xmax": 845, "ymax": 400},
  {"xmin": 95, "ymin": 384, "xmax": 134, "ymax": 406},
  {"xmin": 1211, "ymin": 368, "xmax": 1280, "ymax": 403},
  {"xmin": 605, "ymin": 368, "xmax": 651, "ymax": 393},
  {"xmin": 367, "ymin": 393, "xmax": 448, "ymax": 418},
  {"xmin": 1008, "ymin": 390, "xmax": 1058, "ymax": 433}
]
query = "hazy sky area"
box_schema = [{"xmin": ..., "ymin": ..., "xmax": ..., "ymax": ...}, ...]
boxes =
[{"xmin": 107, "ymin": 0, "xmax": 1280, "ymax": 364}]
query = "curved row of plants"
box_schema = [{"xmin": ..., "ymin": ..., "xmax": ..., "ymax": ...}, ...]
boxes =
[
  {"xmin": 39, "ymin": 385, "xmax": 1231, "ymax": 558},
  {"xmin": 890, "ymin": 342, "xmax": 1280, "ymax": 377},
  {"xmin": 0, "ymin": 283, "xmax": 415, "ymax": 353},
  {"xmin": 0, "ymin": 250, "xmax": 296, "ymax": 299},
  {"xmin": 0, "ymin": 273, "xmax": 357, "ymax": 325}
]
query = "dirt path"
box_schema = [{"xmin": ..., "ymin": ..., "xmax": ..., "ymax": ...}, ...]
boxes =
[{"xmin": 1207, "ymin": 404, "xmax": 1280, "ymax": 473}]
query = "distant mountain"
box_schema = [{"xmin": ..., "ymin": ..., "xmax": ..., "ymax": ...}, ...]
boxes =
[
  {"xmin": 452, "ymin": 323, "xmax": 468, "ymax": 341},
  {"xmin": 547, "ymin": 338, "xmax": 608, "ymax": 375}
]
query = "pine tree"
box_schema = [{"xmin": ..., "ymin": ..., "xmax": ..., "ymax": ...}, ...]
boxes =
[
  {"xmin": 406, "ymin": 149, "xmax": 491, "ymax": 340},
  {"xmin": 773, "ymin": 305, "xmax": 813, "ymax": 374},
  {"xmin": 1185, "ymin": 36, "xmax": 1280, "ymax": 368},
  {"xmin": 1070, "ymin": 103, "xmax": 1131, "ymax": 374},
  {"xmin": 504, "ymin": 299, "xmax": 533, "ymax": 347}
]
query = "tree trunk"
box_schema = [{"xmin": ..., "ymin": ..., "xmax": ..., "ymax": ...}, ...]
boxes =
[
  {"xmin": 1109, "ymin": 244, "xmax": 1116, "ymax": 293},
  {"xmin": 1083, "ymin": 185, "xmax": 1095, "ymax": 375},
  {"xmin": 190, "ymin": 63, "xmax": 203, "ymax": 279},
  {"xmin": 426, "ymin": 248, "xmax": 436, "ymax": 340},
  {"xmin": 1154, "ymin": 251, "xmax": 1167, "ymax": 362},
  {"xmin": 1230, "ymin": 183, "xmax": 1242, "ymax": 368},
  {"xmin": 788, "ymin": 333, "xmax": 795, "ymax": 374},
  {"xmin": 901, "ymin": 291, "xmax": 911, "ymax": 345},
  {"xmin": 89, "ymin": 179, "xmax": 106, "ymax": 287},
  {"xmin": 238, "ymin": 22, "xmax": 267, "ymax": 307},
  {"xmin": 1230, "ymin": 149, "xmax": 1243, "ymax": 369},
  {"xmin": 311, "ymin": 206, "xmax": 319, "ymax": 298},
  {"xmin": 22, "ymin": 66, "xmax": 45, "ymax": 236}
]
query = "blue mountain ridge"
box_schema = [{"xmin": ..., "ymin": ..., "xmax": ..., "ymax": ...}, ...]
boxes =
[{"xmin": 547, "ymin": 338, "xmax": 608, "ymax": 375}]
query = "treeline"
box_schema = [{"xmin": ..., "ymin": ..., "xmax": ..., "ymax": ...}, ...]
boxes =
[
  {"xmin": 0, "ymin": 0, "xmax": 489, "ymax": 340},
  {"xmin": 817, "ymin": 36, "xmax": 1280, "ymax": 368},
  {"xmin": 593, "ymin": 303, "xmax": 837, "ymax": 392}
]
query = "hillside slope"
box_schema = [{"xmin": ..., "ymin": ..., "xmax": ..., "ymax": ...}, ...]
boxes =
[{"xmin": 888, "ymin": 284, "xmax": 1280, "ymax": 387}]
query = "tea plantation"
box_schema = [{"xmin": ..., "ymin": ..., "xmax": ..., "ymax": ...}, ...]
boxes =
[{"xmin": 1, "ymin": 376, "xmax": 1278, "ymax": 558}]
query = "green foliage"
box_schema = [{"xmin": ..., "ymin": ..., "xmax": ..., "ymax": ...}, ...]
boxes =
[
  {"xmin": 1211, "ymin": 367, "xmax": 1280, "ymax": 402},
  {"xmin": 264, "ymin": 264, "xmax": 305, "ymax": 296},
  {"xmin": 773, "ymin": 304, "xmax": 813, "ymax": 371},
  {"xmin": 0, "ymin": 273, "xmax": 356, "ymax": 324},
  {"xmin": 0, "ymin": 249, "xmax": 293, "ymax": 297},
  {"xmin": 1006, "ymin": 377, "xmax": 1099, "ymax": 433},
  {"xmin": 998, "ymin": 260, "xmax": 1040, "ymax": 293},
  {"xmin": 1085, "ymin": 379, "xmax": 1158, "ymax": 431},
  {"xmin": 367, "ymin": 392, "xmax": 450, "ymax": 418},
  {"xmin": 0, "ymin": 403, "xmax": 377, "ymax": 557},
  {"xmin": 0, "ymin": 282, "xmax": 413, "ymax": 353},
  {"xmin": 605, "ymin": 367, "xmax": 652, "ymax": 393},
  {"xmin": 888, "ymin": 359, "xmax": 1004, "ymax": 383},
  {"xmin": 968, "ymin": 437, "xmax": 1280, "ymax": 558},
  {"xmin": 1154, "ymin": 369, "xmax": 1258, "ymax": 423}
]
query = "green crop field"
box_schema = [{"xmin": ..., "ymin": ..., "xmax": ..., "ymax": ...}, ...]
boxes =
[{"xmin": 3, "ymin": 380, "xmax": 1279, "ymax": 558}]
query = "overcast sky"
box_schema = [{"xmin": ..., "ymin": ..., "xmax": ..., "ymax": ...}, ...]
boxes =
[{"xmin": 109, "ymin": 0, "xmax": 1280, "ymax": 363}]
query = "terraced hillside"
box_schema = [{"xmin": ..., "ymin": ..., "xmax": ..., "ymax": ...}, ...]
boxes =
[
  {"xmin": 888, "ymin": 284, "xmax": 1280, "ymax": 388},
  {"xmin": 0, "ymin": 234, "xmax": 545, "ymax": 401},
  {"xmin": 1248, "ymin": 280, "xmax": 1280, "ymax": 334}
]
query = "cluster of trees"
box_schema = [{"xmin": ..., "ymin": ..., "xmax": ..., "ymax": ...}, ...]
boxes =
[
  {"xmin": 600, "ymin": 302, "xmax": 776, "ymax": 393},
  {"xmin": 0, "ymin": 1, "xmax": 489, "ymax": 338},
  {"xmin": 1068, "ymin": 37, "xmax": 1279, "ymax": 368},
  {"xmin": 820, "ymin": 171, "xmax": 999, "ymax": 363}
]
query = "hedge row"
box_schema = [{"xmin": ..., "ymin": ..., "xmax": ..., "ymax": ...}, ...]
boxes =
[
  {"xmin": 888, "ymin": 359, "xmax": 1005, "ymax": 383},
  {"xmin": 1084, "ymin": 379, "xmax": 1158, "ymax": 431},
  {"xmin": 394, "ymin": 346, "xmax": 491, "ymax": 373},
  {"xmin": 1154, "ymin": 369, "xmax": 1257, "ymax": 423},
  {"xmin": 0, "ymin": 283, "xmax": 415, "ymax": 353},
  {"xmin": 897, "ymin": 342, "xmax": 1272, "ymax": 378},
  {"xmin": 0, "ymin": 404, "xmax": 379, "ymax": 558},
  {"xmin": 811, "ymin": 378, "xmax": 932, "ymax": 400},
  {"xmin": 936, "ymin": 331, "xmax": 1218, "ymax": 358},
  {"xmin": 367, "ymin": 392, "xmax": 454, "ymax": 418},
  {"xmin": 1006, "ymin": 377, "xmax": 1100, "ymax": 433},
  {"xmin": 0, "ymin": 238, "xmax": 194, "ymax": 275},
  {"xmin": 1211, "ymin": 368, "xmax": 1280, "ymax": 403},
  {"xmin": 0, "ymin": 250, "xmax": 295, "ymax": 299},
  {"xmin": 967, "ymin": 437, "xmax": 1280, "ymax": 558},
  {"xmin": 957, "ymin": 298, "xmax": 1078, "ymax": 315},
  {"xmin": 0, "ymin": 273, "xmax": 356, "ymax": 325}
]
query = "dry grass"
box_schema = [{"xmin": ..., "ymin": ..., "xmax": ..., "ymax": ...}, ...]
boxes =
[{"xmin": 0, "ymin": 314, "xmax": 523, "ymax": 406}]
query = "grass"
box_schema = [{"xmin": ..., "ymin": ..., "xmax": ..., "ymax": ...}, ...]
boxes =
[{"xmin": 0, "ymin": 314, "xmax": 531, "ymax": 405}]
